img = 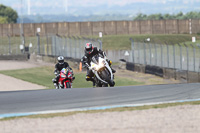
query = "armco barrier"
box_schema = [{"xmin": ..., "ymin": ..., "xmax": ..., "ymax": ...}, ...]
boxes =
[
  {"xmin": 188, "ymin": 71, "xmax": 199, "ymax": 83},
  {"xmin": 145, "ymin": 65, "xmax": 155, "ymax": 75},
  {"xmin": 0, "ymin": 54, "xmax": 29, "ymax": 60},
  {"xmin": 175, "ymin": 70, "xmax": 187, "ymax": 81},
  {"xmin": 155, "ymin": 67, "xmax": 163, "ymax": 77},
  {"xmin": 134, "ymin": 64, "xmax": 145, "ymax": 73},
  {"xmin": 126, "ymin": 62, "xmax": 200, "ymax": 83},
  {"xmin": 145, "ymin": 65, "xmax": 163, "ymax": 77},
  {"xmin": 126, "ymin": 62, "xmax": 134, "ymax": 71},
  {"xmin": 163, "ymin": 68, "xmax": 176, "ymax": 79}
]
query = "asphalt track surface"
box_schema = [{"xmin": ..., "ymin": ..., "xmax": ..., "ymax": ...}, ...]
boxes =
[{"xmin": 0, "ymin": 83, "xmax": 200, "ymax": 115}]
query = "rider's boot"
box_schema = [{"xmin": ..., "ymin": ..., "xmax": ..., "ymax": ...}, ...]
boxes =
[
  {"xmin": 54, "ymin": 83, "xmax": 59, "ymax": 89},
  {"xmin": 52, "ymin": 78, "xmax": 59, "ymax": 89},
  {"xmin": 92, "ymin": 80, "xmax": 95, "ymax": 88},
  {"xmin": 107, "ymin": 59, "xmax": 116, "ymax": 73},
  {"xmin": 86, "ymin": 76, "xmax": 94, "ymax": 82},
  {"xmin": 111, "ymin": 67, "xmax": 116, "ymax": 73}
]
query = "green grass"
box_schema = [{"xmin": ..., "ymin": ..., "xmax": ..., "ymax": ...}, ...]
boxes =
[
  {"xmin": 1, "ymin": 34, "xmax": 200, "ymax": 52},
  {"xmin": 89, "ymin": 34, "xmax": 200, "ymax": 50},
  {"xmin": 0, "ymin": 66, "xmax": 144, "ymax": 89},
  {"xmin": 0, "ymin": 36, "xmax": 46, "ymax": 46},
  {"xmin": 0, "ymin": 66, "xmax": 55, "ymax": 89},
  {"xmin": 180, "ymin": 40, "xmax": 200, "ymax": 47}
]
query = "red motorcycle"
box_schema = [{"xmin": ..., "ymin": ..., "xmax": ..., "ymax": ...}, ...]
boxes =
[{"xmin": 58, "ymin": 68, "xmax": 73, "ymax": 89}]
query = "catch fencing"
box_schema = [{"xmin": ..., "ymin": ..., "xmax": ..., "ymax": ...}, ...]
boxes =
[
  {"xmin": 39, "ymin": 35, "xmax": 102, "ymax": 59},
  {"xmin": 0, "ymin": 34, "xmax": 102, "ymax": 60},
  {"xmin": 129, "ymin": 38, "xmax": 200, "ymax": 72},
  {"xmin": 2, "ymin": 34, "xmax": 200, "ymax": 73}
]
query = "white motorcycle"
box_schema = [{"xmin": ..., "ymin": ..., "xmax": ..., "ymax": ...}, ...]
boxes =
[{"xmin": 87, "ymin": 54, "xmax": 115, "ymax": 87}]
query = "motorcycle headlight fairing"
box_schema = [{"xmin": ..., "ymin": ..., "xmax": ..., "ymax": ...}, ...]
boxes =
[
  {"xmin": 99, "ymin": 60, "xmax": 105, "ymax": 68},
  {"xmin": 61, "ymin": 73, "xmax": 66, "ymax": 78},
  {"xmin": 96, "ymin": 62, "xmax": 105, "ymax": 71}
]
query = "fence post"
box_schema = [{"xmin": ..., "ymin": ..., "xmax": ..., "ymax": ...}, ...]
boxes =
[
  {"xmin": 173, "ymin": 44, "xmax": 176, "ymax": 69},
  {"xmin": 149, "ymin": 43, "xmax": 152, "ymax": 65},
  {"xmin": 36, "ymin": 33, "xmax": 40, "ymax": 55},
  {"xmin": 178, "ymin": 44, "xmax": 182, "ymax": 70},
  {"xmin": 138, "ymin": 42, "xmax": 141, "ymax": 64},
  {"xmin": 130, "ymin": 38, "xmax": 134, "ymax": 63},
  {"xmin": 66, "ymin": 36, "xmax": 69, "ymax": 57},
  {"xmin": 98, "ymin": 39, "xmax": 103, "ymax": 50},
  {"xmin": 64, "ymin": 36, "xmax": 66, "ymax": 57},
  {"xmin": 143, "ymin": 41, "xmax": 146, "ymax": 65},
  {"xmin": 7, "ymin": 34, "xmax": 11, "ymax": 54},
  {"xmin": 154, "ymin": 42, "xmax": 157, "ymax": 66},
  {"xmin": 68, "ymin": 36, "xmax": 72, "ymax": 58},
  {"xmin": 22, "ymin": 34, "xmax": 25, "ymax": 54},
  {"xmin": 78, "ymin": 37, "xmax": 82, "ymax": 58},
  {"xmin": 73, "ymin": 36, "xmax": 77, "ymax": 59},
  {"xmin": 190, "ymin": 44, "xmax": 195, "ymax": 71},
  {"xmin": 184, "ymin": 44, "xmax": 189, "ymax": 82},
  {"xmin": 166, "ymin": 42, "xmax": 169, "ymax": 68},
  {"xmin": 198, "ymin": 46, "xmax": 200, "ymax": 82},
  {"xmin": 173, "ymin": 43, "xmax": 176, "ymax": 79},
  {"xmin": 46, "ymin": 35, "xmax": 49, "ymax": 55},
  {"xmin": 54, "ymin": 35, "xmax": 57, "ymax": 56},
  {"xmin": 161, "ymin": 44, "xmax": 163, "ymax": 67}
]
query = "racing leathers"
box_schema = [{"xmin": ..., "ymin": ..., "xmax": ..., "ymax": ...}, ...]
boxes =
[
  {"xmin": 52, "ymin": 62, "xmax": 74, "ymax": 88},
  {"xmin": 81, "ymin": 47, "xmax": 115, "ymax": 82}
]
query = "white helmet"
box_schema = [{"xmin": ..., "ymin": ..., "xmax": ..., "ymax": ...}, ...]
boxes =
[{"xmin": 58, "ymin": 56, "xmax": 64, "ymax": 64}]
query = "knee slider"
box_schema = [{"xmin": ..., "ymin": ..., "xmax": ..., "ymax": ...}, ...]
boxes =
[{"xmin": 86, "ymin": 76, "xmax": 91, "ymax": 81}]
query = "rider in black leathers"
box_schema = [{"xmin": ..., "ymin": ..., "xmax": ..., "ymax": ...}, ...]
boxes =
[
  {"xmin": 52, "ymin": 56, "xmax": 75, "ymax": 89},
  {"xmin": 81, "ymin": 42, "xmax": 115, "ymax": 82}
]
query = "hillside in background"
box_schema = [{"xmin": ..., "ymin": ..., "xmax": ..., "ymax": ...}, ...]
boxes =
[{"xmin": 0, "ymin": 0, "xmax": 199, "ymax": 23}]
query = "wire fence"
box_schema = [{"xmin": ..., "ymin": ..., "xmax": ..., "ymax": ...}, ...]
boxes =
[
  {"xmin": 130, "ymin": 38, "xmax": 200, "ymax": 72},
  {"xmin": 2, "ymin": 35, "xmax": 199, "ymax": 73},
  {"xmin": 0, "ymin": 34, "xmax": 102, "ymax": 60},
  {"xmin": 43, "ymin": 35, "xmax": 102, "ymax": 59}
]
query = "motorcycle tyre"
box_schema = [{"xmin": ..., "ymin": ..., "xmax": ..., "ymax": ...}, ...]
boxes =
[
  {"xmin": 101, "ymin": 70, "xmax": 114, "ymax": 87},
  {"xmin": 66, "ymin": 82, "xmax": 71, "ymax": 88}
]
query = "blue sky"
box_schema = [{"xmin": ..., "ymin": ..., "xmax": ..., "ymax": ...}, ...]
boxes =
[{"xmin": 1, "ymin": 0, "xmax": 200, "ymax": 16}]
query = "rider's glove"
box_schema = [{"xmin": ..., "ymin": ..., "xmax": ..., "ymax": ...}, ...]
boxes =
[
  {"xmin": 54, "ymin": 71, "xmax": 58, "ymax": 75},
  {"xmin": 88, "ymin": 66, "xmax": 92, "ymax": 70}
]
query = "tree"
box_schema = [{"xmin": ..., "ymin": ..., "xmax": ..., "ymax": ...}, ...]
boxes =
[
  {"xmin": 0, "ymin": 16, "xmax": 8, "ymax": 24},
  {"xmin": 148, "ymin": 14, "xmax": 163, "ymax": 20},
  {"xmin": 0, "ymin": 4, "xmax": 18, "ymax": 23},
  {"xmin": 133, "ymin": 11, "xmax": 200, "ymax": 20},
  {"xmin": 134, "ymin": 13, "xmax": 147, "ymax": 20}
]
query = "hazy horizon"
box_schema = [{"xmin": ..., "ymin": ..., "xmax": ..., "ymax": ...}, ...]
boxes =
[{"xmin": 0, "ymin": 0, "xmax": 200, "ymax": 16}]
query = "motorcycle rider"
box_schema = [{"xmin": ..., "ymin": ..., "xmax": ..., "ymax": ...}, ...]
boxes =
[
  {"xmin": 81, "ymin": 42, "xmax": 116, "ymax": 82},
  {"xmin": 52, "ymin": 56, "xmax": 75, "ymax": 89}
]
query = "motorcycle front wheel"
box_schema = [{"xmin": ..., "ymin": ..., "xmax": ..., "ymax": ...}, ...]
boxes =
[
  {"xmin": 101, "ymin": 70, "xmax": 114, "ymax": 87},
  {"xmin": 65, "ymin": 82, "xmax": 71, "ymax": 88}
]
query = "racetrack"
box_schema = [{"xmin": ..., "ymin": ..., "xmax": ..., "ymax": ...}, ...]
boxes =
[
  {"xmin": 1, "ymin": 83, "xmax": 200, "ymax": 116},
  {"xmin": 1, "ymin": 61, "xmax": 200, "ymax": 133}
]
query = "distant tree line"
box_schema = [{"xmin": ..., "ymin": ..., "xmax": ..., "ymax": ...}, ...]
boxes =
[
  {"xmin": 134, "ymin": 11, "xmax": 200, "ymax": 20},
  {"xmin": 0, "ymin": 4, "xmax": 18, "ymax": 24}
]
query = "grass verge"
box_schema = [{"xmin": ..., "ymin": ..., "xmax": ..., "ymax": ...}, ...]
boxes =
[
  {"xmin": 0, "ymin": 66, "xmax": 144, "ymax": 89},
  {"xmin": 89, "ymin": 34, "xmax": 200, "ymax": 50}
]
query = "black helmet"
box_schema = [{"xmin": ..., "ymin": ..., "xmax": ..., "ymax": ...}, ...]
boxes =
[
  {"xmin": 85, "ymin": 42, "xmax": 94, "ymax": 54},
  {"xmin": 58, "ymin": 56, "xmax": 64, "ymax": 64}
]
